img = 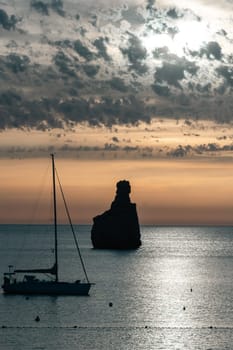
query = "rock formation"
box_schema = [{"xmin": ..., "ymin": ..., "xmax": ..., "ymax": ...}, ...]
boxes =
[{"xmin": 91, "ymin": 180, "xmax": 141, "ymax": 249}]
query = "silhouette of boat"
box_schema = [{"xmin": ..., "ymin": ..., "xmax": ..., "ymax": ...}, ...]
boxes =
[{"xmin": 2, "ymin": 154, "xmax": 92, "ymax": 295}]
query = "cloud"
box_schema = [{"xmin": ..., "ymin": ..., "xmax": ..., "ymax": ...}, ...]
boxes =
[
  {"xmin": 167, "ymin": 145, "xmax": 191, "ymax": 157},
  {"xmin": 109, "ymin": 77, "xmax": 128, "ymax": 92},
  {"xmin": 152, "ymin": 84, "xmax": 170, "ymax": 96},
  {"xmin": 93, "ymin": 37, "xmax": 111, "ymax": 61},
  {"xmin": 53, "ymin": 51, "xmax": 76, "ymax": 76},
  {"xmin": 30, "ymin": 1, "xmax": 49, "ymax": 15},
  {"xmin": 217, "ymin": 28, "xmax": 227, "ymax": 37},
  {"xmin": 153, "ymin": 57, "xmax": 199, "ymax": 90},
  {"xmin": 168, "ymin": 142, "xmax": 233, "ymax": 157},
  {"xmin": 83, "ymin": 64, "xmax": 100, "ymax": 77},
  {"xmin": 4, "ymin": 54, "xmax": 30, "ymax": 73},
  {"xmin": 189, "ymin": 41, "xmax": 223, "ymax": 61},
  {"xmin": 121, "ymin": 5, "xmax": 145, "ymax": 25},
  {"xmin": 216, "ymin": 65, "xmax": 233, "ymax": 88},
  {"xmin": 0, "ymin": 8, "xmax": 18, "ymax": 30},
  {"xmin": 0, "ymin": 91, "xmax": 153, "ymax": 129},
  {"xmin": 120, "ymin": 34, "xmax": 148, "ymax": 75},
  {"xmin": 195, "ymin": 83, "xmax": 212, "ymax": 94},
  {"xmin": 0, "ymin": 0, "xmax": 232, "ymax": 129},
  {"xmin": 51, "ymin": 0, "xmax": 65, "ymax": 16},
  {"xmin": 30, "ymin": 0, "xmax": 65, "ymax": 16},
  {"xmin": 73, "ymin": 39, "xmax": 95, "ymax": 61}
]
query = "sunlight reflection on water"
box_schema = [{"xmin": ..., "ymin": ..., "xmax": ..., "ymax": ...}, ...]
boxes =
[{"xmin": 0, "ymin": 225, "xmax": 233, "ymax": 349}]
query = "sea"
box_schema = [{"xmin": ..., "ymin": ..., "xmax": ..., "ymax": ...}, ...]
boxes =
[{"xmin": 0, "ymin": 225, "xmax": 233, "ymax": 350}]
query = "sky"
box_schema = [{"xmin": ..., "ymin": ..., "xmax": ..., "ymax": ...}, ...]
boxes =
[{"xmin": 0, "ymin": 0, "xmax": 233, "ymax": 224}]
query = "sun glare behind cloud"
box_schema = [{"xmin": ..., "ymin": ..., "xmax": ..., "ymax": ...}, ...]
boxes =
[
  {"xmin": 174, "ymin": 21, "xmax": 211, "ymax": 52},
  {"xmin": 142, "ymin": 20, "xmax": 211, "ymax": 57}
]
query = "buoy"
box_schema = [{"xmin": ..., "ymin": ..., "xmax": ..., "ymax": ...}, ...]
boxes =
[
  {"xmin": 35, "ymin": 316, "xmax": 40, "ymax": 322},
  {"xmin": 109, "ymin": 302, "xmax": 113, "ymax": 307},
  {"xmin": 190, "ymin": 288, "xmax": 193, "ymax": 292},
  {"xmin": 183, "ymin": 306, "xmax": 186, "ymax": 311}
]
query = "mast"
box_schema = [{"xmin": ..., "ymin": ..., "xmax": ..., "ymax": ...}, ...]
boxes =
[{"xmin": 51, "ymin": 154, "xmax": 58, "ymax": 282}]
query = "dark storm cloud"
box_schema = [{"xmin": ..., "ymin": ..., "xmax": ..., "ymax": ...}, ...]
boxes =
[
  {"xmin": 0, "ymin": 0, "xmax": 232, "ymax": 129},
  {"xmin": 4, "ymin": 54, "xmax": 30, "ymax": 73},
  {"xmin": 195, "ymin": 83, "xmax": 212, "ymax": 94},
  {"xmin": 0, "ymin": 88, "xmax": 153, "ymax": 129},
  {"xmin": 52, "ymin": 39, "xmax": 73, "ymax": 48},
  {"xmin": 30, "ymin": 1, "xmax": 49, "ymax": 15},
  {"xmin": 53, "ymin": 51, "xmax": 76, "ymax": 76},
  {"xmin": 53, "ymin": 49, "xmax": 101, "ymax": 79},
  {"xmin": 216, "ymin": 65, "xmax": 233, "ymax": 88},
  {"xmin": 82, "ymin": 64, "xmax": 100, "ymax": 77},
  {"xmin": 0, "ymin": 90, "xmax": 22, "ymax": 105},
  {"xmin": 153, "ymin": 58, "xmax": 199, "ymax": 90},
  {"xmin": 73, "ymin": 40, "xmax": 95, "ymax": 61},
  {"xmin": 30, "ymin": 0, "xmax": 65, "ymax": 16},
  {"xmin": 166, "ymin": 8, "xmax": 181, "ymax": 19},
  {"xmin": 0, "ymin": 92, "xmax": 57, "ymax": 129},
  {"xmin": 146, "ymin": 0, "xmax": 157, "ymax": 13},
  {"xmin": 93, "ymin": 37, "xmax": 111, "ymax": 61},
  {"xmin": 0, "ymin": 8, "xmax": 18, "ymax": 30},
  {"xmin": 120, "ymin": 34, "xmax": 148, "ymax": 75},
  {"xmin": 51, "ymin": 0, "xmax": 65, "ymax": 16},
  {"xmin": 152, "ymin": 84, "xmax": 170, "ymax": 96},
  {"xmin": 189, "ymin": 41, "xmax": 223, "ymax": 61},
  {"xmin": 146, "ymin": 0, "xmax": 155, "ymax": 8},
  {"xmin": 109, "ymin": 77, "xmax": 128, "ymax": 92}
]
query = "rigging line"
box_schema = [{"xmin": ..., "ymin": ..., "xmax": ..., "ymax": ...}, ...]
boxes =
[
  {"xmin": 14, "ymin": 162, "xmax": 51, "ymax": 267},
  {"xmin": 30, "ymin": 161, "xmax": 51, "ymax": 224},
  {"xmin": 55, "ymin": 168, "xmax": 90, "ymax": 284}
]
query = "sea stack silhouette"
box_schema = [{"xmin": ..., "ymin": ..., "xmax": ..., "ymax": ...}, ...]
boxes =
[{"xmin": 91, "ymin": 180, "xmax": 141, "ymax": 249}]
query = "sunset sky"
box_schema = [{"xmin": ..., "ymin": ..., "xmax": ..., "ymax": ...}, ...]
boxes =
[{"xmin": 0, "ymin": 0, "xmax": 233, "ymax": 225}]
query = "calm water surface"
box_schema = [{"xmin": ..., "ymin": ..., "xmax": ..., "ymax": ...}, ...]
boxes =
[{"xmin": 0, "ymin": 225, "xmax": 233, "ymax": 350}]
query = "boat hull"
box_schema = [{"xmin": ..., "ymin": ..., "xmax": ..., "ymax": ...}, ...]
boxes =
[{"xmin": 2, "ymin": 281, "xmax": 91, "ymax": 295}]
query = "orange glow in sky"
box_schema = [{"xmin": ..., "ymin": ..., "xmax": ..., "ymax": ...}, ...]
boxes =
[{"xmin": 1, "ymin": 157, "xmax": 233, "ymax": 225}]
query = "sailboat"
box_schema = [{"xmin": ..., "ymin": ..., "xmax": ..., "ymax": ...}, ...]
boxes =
[{"xmin": 2, "ymin": 154, "xmax": 92, "ymax": 295}]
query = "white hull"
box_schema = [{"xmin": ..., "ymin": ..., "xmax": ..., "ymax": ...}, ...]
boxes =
[{"xmin": 2, "ymin": 281, "xmax": 91, "ymax": 295}]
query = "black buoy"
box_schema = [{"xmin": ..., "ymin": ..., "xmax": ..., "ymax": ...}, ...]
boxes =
[
  {"xmin": 35, "ymin": 316, "xmax": 40, "ymax": 322},
  {"xmin": 190, "ymin": 288, "xmax": 193, "ymax": 292},
  {"xmin": 183, "ymin": 306, "xmax": 186, "ymax": 311},
  {"xmin": 109, "ymin": 302, "xmax": 113, "ymax": 307}
]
